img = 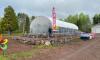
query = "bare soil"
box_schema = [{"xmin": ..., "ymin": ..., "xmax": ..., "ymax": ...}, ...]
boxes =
[{"xmin": 1, "ymin": 34, "xmax": 100, "ymax": 60}]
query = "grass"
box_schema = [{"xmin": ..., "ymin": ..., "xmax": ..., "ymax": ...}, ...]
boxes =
[
  {"xmin": 0, "ymin": 33, "xmax": 85, "ymax": 60},
  {"xmin": 0, "ymin": 44, "xmax": 56, "ymax": 60},
  {"xmin": 0, "ymin": 48, "xmax": 38, "ymax": 60},
  {"xmin": 8, "ymin": 49, "xmax": 37, "ymax": 60},
  {"xmin": 2, "ymin": 33, "xmax": 23, "ymax": 36},
  {"xmin": 0, "ymin": 38, "xmax": 93, "ymax": 60},
  {"xmin": 0, "ymin": 55, "xmax": 10, "ymax": 60}
]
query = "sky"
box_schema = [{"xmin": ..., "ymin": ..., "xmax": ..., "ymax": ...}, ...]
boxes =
[{"xmin": 0, "ymin": 0, "xmax": 100, "ymax": 19}]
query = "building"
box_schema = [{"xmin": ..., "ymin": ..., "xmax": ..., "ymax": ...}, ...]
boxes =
[
  {"xmin": 30, "ymin": 16, "xmax": 78, "ymax": 35},
  {"xmin": 92, "ymin": 24, "xmax": 100, "ymax": 33}
]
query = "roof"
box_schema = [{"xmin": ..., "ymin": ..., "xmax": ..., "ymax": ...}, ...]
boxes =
[
  {"xmin": 31, "ymin": 16, "xmax": 78, "ymax": 30},
  {"xmin": 49, "ymin": 18, "xmax": 78, "ymax": 30}
]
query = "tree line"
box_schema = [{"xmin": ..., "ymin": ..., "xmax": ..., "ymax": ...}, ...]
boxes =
[
  {"xmin": 0, "ymin": 6, "xmax": 35, "ymax": 34},
  {"xmin": 0, "ymin": 5, "xmax": 100, "ymax": 34},
  {"xmin": 64, "ymin": 13, "xmax": 92, "ymax": 33},
  {"xmin": 64, "ymin": 13, "xmax": 100, "ymax": 33},
  {"xmin": 93, "ymin": 14, "xmax": 100, "ymax": 25}
]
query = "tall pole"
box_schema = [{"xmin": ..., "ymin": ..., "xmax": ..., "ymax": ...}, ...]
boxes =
[{"xmin": 52, "ymin": 1, "xmax": 56, "ymax": 31}]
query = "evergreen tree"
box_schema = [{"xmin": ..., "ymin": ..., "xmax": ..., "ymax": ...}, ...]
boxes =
[{"xmin": 1, "ymin": 5, "xmax": 18, "ymax": 33}]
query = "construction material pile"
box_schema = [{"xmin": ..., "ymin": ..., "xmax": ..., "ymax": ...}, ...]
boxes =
[{"xmin": 13, "ymin": 34, "xmax": 78, "ymax": 46}]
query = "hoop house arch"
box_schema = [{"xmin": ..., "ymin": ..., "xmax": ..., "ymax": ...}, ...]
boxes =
[{"xmin": 30, "ymin": 16, "xmax": 78, "ymax": 35}]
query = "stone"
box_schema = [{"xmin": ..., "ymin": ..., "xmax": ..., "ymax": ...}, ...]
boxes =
[{"xmin": 45, "ymin": 41, "xmax": 51, "ymax": 46}]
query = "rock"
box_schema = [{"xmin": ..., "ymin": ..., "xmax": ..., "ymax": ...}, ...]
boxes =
[
  {"xmin": 35, "ymin": 40, "xmax": 41, "ymax": 45},
  {"xmin": 22, "ymin": 40, "xmax": 28, "ymax": 44},
  {"xmin": 41, "ymin": 40, "xmax": 45, "ymax": 44},
  {"xmin": 27, "ymin": 40, "xmax": 36, "ymax": 45},
  {"xmin": 45, "ymin": 41, "xmax": 51, "ymax": 46}
]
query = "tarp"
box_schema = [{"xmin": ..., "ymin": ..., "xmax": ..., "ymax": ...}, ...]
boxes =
[
  {"xmin": 30, "ymin": 16, "xmax": 78, "ymax": 35},
  {"xmin": 49, "ymin": 18, "xmax": 78, "ymax": 30}
]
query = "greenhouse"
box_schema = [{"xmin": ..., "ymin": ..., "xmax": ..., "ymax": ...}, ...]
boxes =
[{"xmin": 30, "ymin": 16, "xmax": 78, "ymax": 35}]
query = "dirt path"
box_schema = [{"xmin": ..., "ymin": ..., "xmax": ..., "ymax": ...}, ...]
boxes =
[
  {"xmin": 1, "ymin": 34, "xmax": 100, "ymax": 60},
  {"xmin": 58, "ymin": 37, "xmax": 100, "ymax": 60},
  {"xmin": 27, "ymin": 34, "xmax": 100, "ymax": 60},
  {"xmin": 7, "ymin": 36, "xmax": 33, "ymax": 54}
]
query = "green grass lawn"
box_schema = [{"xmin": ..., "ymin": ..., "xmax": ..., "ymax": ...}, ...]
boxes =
[
  {"xmin": 0, "ymin": 55, "xmax": 10, "ymax": 60},
  {"xmin": 0, "ymin": 44, "xmax": 55, "ymax": 60},
  {"xmin": 2, "ymin": 33, "xmax": 23, "ymax": 36},
  {"xmin": 0, "ymin": 48, "xmax": 38, "ymax": 60}
]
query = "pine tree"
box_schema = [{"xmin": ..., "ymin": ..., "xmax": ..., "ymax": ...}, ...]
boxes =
[{"xmin": 1, "ymin": 5, "xmax": 18, "ymax": 34}]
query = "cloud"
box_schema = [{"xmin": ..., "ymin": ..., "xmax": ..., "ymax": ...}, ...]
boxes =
[{"xmin": 0, "ymin": 0, "xmax": 100, "ymax": 18}]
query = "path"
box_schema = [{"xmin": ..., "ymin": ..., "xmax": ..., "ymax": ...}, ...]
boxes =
[{"xmin": 28, "ymin": 34, "xmax": 100, "ymax": 60}]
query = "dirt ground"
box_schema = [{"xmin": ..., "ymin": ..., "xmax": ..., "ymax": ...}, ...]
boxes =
[
  {"xmin": 1, "ymin": 34, "xmax": 100, "ymax": 60},
  {"xmin": 7, "ymin": 37, "xmax": 33, "ymax": 54}
]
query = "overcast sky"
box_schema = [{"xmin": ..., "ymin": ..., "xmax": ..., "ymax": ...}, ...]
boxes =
[{"xmin": 0, "ymin": 0, "xmax": 100, "ymax": 18}]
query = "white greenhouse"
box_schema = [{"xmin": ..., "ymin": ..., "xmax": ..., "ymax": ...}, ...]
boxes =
[{"xmin": 30, "ymin": 16, "xmax": 78, "ymax": 35}]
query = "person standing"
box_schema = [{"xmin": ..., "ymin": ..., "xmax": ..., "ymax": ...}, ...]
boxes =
[{"xmin": 48, "ymin": 28, "xmax": 52, "ymax": 37}]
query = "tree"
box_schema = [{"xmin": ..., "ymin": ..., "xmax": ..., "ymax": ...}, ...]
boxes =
[
  {"xmin": 0, "ymin": 18, "xmax": 5, "ymax": 33},
  {"xmin": 79, "ymin": 13, "xmax": 91, "ymax": 32},
  {"xmin": 0, "ymin": 18, "xmax": 2, "ymax": 32},
  {"xmin": 93, "ymin": 14, "xmax": 100, "ymax": 25},
  {"xmin": 17, "ymin": 13, "xmax": 30, "ymax": 33},
  {"xmin": 30, "ymin": 16, "xmax": 35, "ymax": 21},
  {"xmin": 17, "ymin": 13, "xmax": 26, "ymax": 32},
  {"xmin": 65, "ymin": 15, "xmax": 73, "ymax": 22},
  {"xmin": 24, "ymin": 15, "xmax": 30, "ymax": 33},
  {"xmin": 65, "ymin": 14, "xmax": 78, "ymax": 25},
  {"xmin": 1, "ymin": 5, "xmax": 18, "ymax": 34},
  {"xmin": 65, "ymin": 13, "xmax": 92, "ymax": 33}
]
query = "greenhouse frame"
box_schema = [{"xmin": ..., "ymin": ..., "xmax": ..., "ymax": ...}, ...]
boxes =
[{"xmin": 30, "ymin": 16, "xmax": 79, "ymax": 35}]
